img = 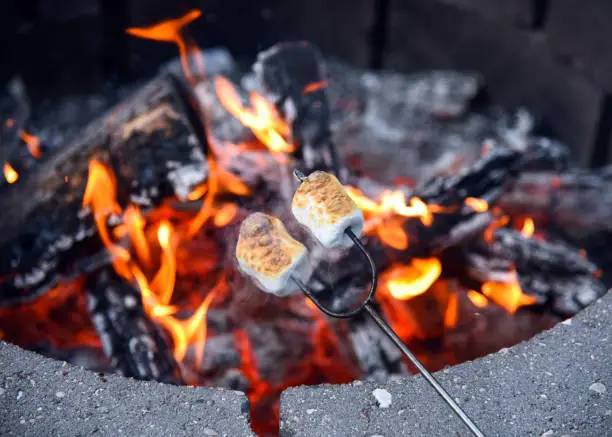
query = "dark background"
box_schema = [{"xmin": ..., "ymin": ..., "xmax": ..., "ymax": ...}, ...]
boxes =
[{"xmin": 1, "ymin": 0, "xmax": 611, "ymax": 166}]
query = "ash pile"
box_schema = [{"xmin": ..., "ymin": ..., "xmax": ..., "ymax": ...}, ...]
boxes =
[{"xmin": 0, "ymin": 34, "xmax": 609, "ymax": 436}]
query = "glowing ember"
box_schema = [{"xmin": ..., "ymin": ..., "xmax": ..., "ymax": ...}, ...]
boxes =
[
  {"xmin": 481, "ymin": 279, "xmax": 537, "ymax": 314},
  {"xmin": 385, "ymin": 258, "xmax": 442, "ymax": 300},
  {"xmin": 303, "ymin": 81, "xmax": 328, "ymax": 94},
  {"xmin": 3, "ymin": 163, "xmax": 18, "ymax": 183},
  {"xmin": 465, "ymin": 197, "xmax": 488, "ymax": 212},
  {"xmin": 215, "ymin": 76, "xmax": 295, "ymax": 153},
  {"xmin": 19, "ymin": 130, "xmax": 42, "ymax": 158},
  {"xmin": 467, "ymin": 290, "xmax": 489, "ymax": 308}
]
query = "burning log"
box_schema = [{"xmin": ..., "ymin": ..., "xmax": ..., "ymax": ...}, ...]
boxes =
[
  {"xmin": 253, "ymin": 42, "xmax": 340, "ymax": 176},
  {"xmin": 0, "ymin": 73, "xmax": 208, "ymax": 306},
  {"xmin": 85, "ymin": 267, "xmax": 182, "ymax": 383},
  {"xmin": 464, "ymin": 228, "xmax": 606, "ymax": 315},
  {"xmin": 499, "ymin": 168, "xmax": 612, "ymax": 236}
]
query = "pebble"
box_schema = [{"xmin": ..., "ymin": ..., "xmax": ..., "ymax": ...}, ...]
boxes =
[
  {"xmin": 589, "ymin": 382, "xmax": 606, "ymax": 394},
  {"xmin": 17, "ymin": 391, "xmax": 23, "ymax": 400},
  {"xmin": 55, "ymin": 391, "xmax": 66, "ymax": 399},
  {"xmin": 306, "ymin": 409, "xmax": 317, "ymax": 415},
  {"xmin": 372, "ymin": 388, "xmax": 392, "ymax": 409},
  {"xmin": 201, "ymin": 428, "xmax": 219, "ymax": 436},
  {"xmin": 541, "ymin": 430, "xmax": 554, "ymax": 437}
]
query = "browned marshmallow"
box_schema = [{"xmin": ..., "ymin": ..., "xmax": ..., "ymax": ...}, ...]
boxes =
[
  {"xmin": 292, "ymin": 171, "xmax": 364, "ymax": 248},
  {"xmin": 236, "ymin": 212, "xmax": 308, "ymax": 296}
]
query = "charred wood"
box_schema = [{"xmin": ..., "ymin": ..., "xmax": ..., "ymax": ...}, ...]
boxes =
[
  {"xmin": 464, "ymin": 228, "xmax": 607, "ymax": 315},
  {"xmin": 499, "ymin": 168, "xmax": 612, "ymax": 236},
  {"xmin": 0, "ymin": 74, "xmax": 208, "ymax": 306},
  {"xmin": 85, "ymin": 267, "xmax": 182, "ymax": 384},
  {"xmin": 348, "ymin": 312, "xmax": 407, "ymax": 382},
  {"xmin": 254, "ymin": 42, "xmax": 340, "ymax": 176}
]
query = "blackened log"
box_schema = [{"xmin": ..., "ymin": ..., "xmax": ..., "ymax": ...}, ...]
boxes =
[
  {"xmin": 253, "ymin": 41, "xmax": 341, "ymax": 176},
  {"xmin": 416, "ymin": 147, "xmax": 523, "ymax": 206},
  {"xmin": 85, "ymin": 267, "xmax": 182, "ymax": 383},
  {"xmin": 0, "ymin": 73, "xmax": 208, "ymax": 306},
  {"xmin": 464, "ymin": 228, "xmax": 607, "ymax": 315},
  {"xmin": 499, "ymin": 169, "xmax": 612, "ymax": 236}
]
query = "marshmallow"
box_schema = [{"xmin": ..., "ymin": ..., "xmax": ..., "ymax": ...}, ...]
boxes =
[
  {"xmin": 292, "ymin": 171, "xmax": 364, "ymax": 248},
  {"xmin": 236, "ymin": 212, "xmax": 308, "ymax": 296}
]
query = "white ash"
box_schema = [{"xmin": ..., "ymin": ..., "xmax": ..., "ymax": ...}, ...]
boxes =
[
  {"xmin": 166, "ymin": 154, "xmax": 208, "ymax": 202},
  {"xmin": 372, "ymin": 388, "xmax": 392, "ymax": 408}
]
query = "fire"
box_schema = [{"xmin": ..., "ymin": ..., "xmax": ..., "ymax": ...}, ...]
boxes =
[
  {"xmin": 444, "ymin": 291, "xmax": 459, "ymax": 328},
  {"xmin": 481, "ymin": 279, "xmax": 537, "ymax": 314},
  {"xmin": 126, "ymin": 10, "xmax": 204, "ymax": 85},
  {"xmin": 467, "ymin": 290, "xmax": 488, "ymax": 308},
  {"xmin": 151, "ymin": 221, "xmax": 177, "ymax": 306},
  {"xmin": 20, "ymin": 130, "xmax": 41, "ymax": 158},
  {"xmin": 385, "ymin": 258, "xmax": 442, "ymax": 300},
  {"xmin": 82, "ymin": 159, "xmax": 228, "ymax": 369},
  {"xmin": 215, "ymin": 76, "xmax": 295, "ymax": 153},
  {"xmin": 465, "ymin": 197, "xmax": 488, "ymax": 213},
  {"xmin": 3, "ymin": 163, "xmax": 18, "ymax": 183},
  {"xmin": 345, "ymin": 187, "xmax": 436, "ymax": 250},
  {"xmin": 521, "ymin": 217, "xmax": 535, "ymax": 237}
]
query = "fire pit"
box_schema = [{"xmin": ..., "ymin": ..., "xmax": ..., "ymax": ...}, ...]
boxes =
[{"xmin": 0, "ymin": 4, "xmax": 611, "ymax": 437}]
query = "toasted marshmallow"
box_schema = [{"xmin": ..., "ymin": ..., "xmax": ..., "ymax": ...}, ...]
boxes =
[
  {"xmin": 236, "ymin": 212, "xmax": 308, "ymax": 296},
  {"xmin": 292, "ymin": 171, "xmax": 364, "ymax": 248}
]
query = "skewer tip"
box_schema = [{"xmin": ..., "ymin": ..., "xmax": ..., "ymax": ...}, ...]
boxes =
[{"xmin": 293, "ymin": 169, "xmax": 306, "ymax": 183}]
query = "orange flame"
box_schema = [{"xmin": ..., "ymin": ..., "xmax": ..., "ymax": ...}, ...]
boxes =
[
  {"xmin": 465, "ymin": 197, "xmax": 488, "ymax": 213},
  {"xmin": 123, "ymin": 205, "xmax": 151, "ymax": 268},
  {"xmin": 3, "ymin": 163, "xmax": 18, "ymax": 183},
  {"xmin": 213, "ymin": 202, "xmax": 239, "ymax": 227},
  {"xmin": 83, "ymin": 160, "xmax": 220, "ymax": 368},
  {"xmin": 126, "ymin": 10, "xmax": 204, "ymax": 85},
  {"xmin": 345, "ymin": 187, "xmax": 437, "ymax": 249},
  {"xmin": 521, "ymin": 217, "xmax": 535, "ymax": 237},
  {"xmin": 481, "ymin": 279, "xmax": 536, "ymax": 313},
  {"xmin": 484, "ymin": 214, "xmax": 509, "ymax": 243},
  {"xmin": 151, "ymin": 221, "xmax": 177, "ymax": 306},
  {"xmin": 467, "ymin": 290, "xmax": 488, "ymax": 308},
  {"xmin": 215, "ymin": 76, "xmax": 295, "ymax": 153},
  {"xmin": 83, "ymin": 160, "xmax": 132, "ymax": 279},
  {"xmin": 20, "ymin": 130, "xmax": 41, "ymax": 159},
  {"xmin": 385, "ymin": 258, "xmax": 442, "ymax": 300},
  {"xmin": 444, "ymin": 291, "xmax": 459, "ymax": 328}
]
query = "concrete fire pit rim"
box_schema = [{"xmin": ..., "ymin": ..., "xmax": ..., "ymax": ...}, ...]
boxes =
[
  {"xmin": 280, "ymin": 290, "xmax": 612, "ymax": 437},
  {"xmin": 1, "ymin": 290, "xmax": 610, "ymax": 436}
]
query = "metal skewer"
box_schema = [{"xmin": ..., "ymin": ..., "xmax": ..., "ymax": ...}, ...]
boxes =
[{"xmin": 291, "ymin": 227, "xmax": 486, "ymax": 437}]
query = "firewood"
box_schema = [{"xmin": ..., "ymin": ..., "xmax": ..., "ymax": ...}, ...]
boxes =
[
  {"xmin": 85, "ymin": 267, "xmax": 182, "ymax": 383},
  {"xmin": 253, "ymin": 41, "xmax": 341, "ymax": 176},
  {"xmin": 0, "ymin": 73, "xmax": 208, "ymax": 306},
  {"xmin": 463, "ymin": 228, "xmax": 606, "ymax": 315},
  {"xmin": 499, "ymin": 168, "xmax": 612, "ymax": 236}
]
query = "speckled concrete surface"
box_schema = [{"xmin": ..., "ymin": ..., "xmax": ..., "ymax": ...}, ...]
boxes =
[
  {"xmin": 1, "ymin": 293, "xmax": 610, "ymax": 437},
  {"xmin": 0, "ymin": 342, "xmax": 255, "ymax": 437},
  {"xmin": 280, "ymin": 291, "xmax": 612, "ymax": 437}
]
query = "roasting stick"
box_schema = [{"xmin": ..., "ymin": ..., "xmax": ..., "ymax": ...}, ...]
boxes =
[
  {"xmin": 234, "ymin": 173, "xmax": 486, "ymax": 437},
  {"xmin": 290, "ymin": 169, "xmax": 486, "ymax": 437}
]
